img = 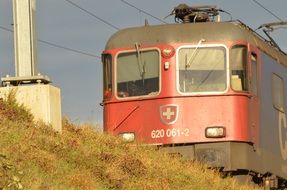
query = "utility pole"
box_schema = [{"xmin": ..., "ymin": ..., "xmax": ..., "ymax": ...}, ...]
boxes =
[
  {"xmin": 0, "ymin": 0, "xmax": 62, "ymax": 132},
  {"xmin": 2, "ymin": 0, "xmax": 49, "ymax": 84},
  {"xmin": 13, "ymin": 0, "xmax": 38, "ymax": 77}
]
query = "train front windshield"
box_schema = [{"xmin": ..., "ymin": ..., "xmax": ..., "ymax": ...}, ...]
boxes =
[
  {"xmin": 116, "ymin": 49, "xmax": 160, "ymax": 98},
  {"xmin": 178, "ymin": 46, "xmax": 227, "ymax": 93}
]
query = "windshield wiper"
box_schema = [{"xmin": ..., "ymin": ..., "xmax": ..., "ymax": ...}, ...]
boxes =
[
  {"xmin": 183, "ymin": 39, "xmax": 205, "ymax": 92},
  {"xmin": 135, "ymin": 43, "xmax": 146, "ymax": 85},
  {"xmin": 185, "ymin": 38, "xmax": 206, "ymax": 68}
]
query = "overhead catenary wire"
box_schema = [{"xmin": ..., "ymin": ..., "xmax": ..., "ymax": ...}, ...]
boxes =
[
  {"xmin": 0, "ymin": 25, "xmax": 13, "ymax": 32},
  {"xmin": 1, "ymin": 1, "xmax": 169, "ymax": 60},
  {"xmin": 0, "ymin": 25, "xmax": 101, "ymax": 59},
  {"xmin": 248, "ymin": 0, "xmax": 286, "ymax": 53},
  {"xmin": 120, "ymin": 0, "xmax": 168, "ymax": 24},
  {"xmin": 63, "ymin": 0, "xmax": 120, "ymax": 31},
  {"xmin": 251, "ymin": 0, "xmax": 283, "ymax": 22},
  {"xmin": 2, "ymin": 1, "xmax": 282, "ymax": 60},
  {"xmin": 38, "ymin": 39, "xmax": 101, "ymax": 59}
]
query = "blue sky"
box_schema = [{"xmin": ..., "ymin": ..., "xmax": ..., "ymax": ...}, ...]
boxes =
[{"xmin": 0, "ymin": 0, "xmax": 286, "ymax": 125}]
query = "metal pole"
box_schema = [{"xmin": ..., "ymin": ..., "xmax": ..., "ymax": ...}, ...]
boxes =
[{"xmin": 12, "ymin": 0, "xmax": 38, "ymax": 77}]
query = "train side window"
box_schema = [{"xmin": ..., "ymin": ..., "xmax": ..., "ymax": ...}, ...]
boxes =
[
  {"xmin": 230, "ymin": 45, "xmax": 248, "ymax": 91},
  {"xmin": 102, "ymin": 54, "xmax": 112, "ymax": 100},
  {"xmin": 272, "ymin": 73, "xmax": 285, "ymax": 113},
  {"xmin": 251, "ymin": 53, "xmax": 258, "ymax": 96},
  {"xmin": 116, "ymin": 49, "xmax": 159, "ymax": 98}
]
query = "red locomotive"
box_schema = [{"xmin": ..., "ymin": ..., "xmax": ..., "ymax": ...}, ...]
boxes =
[{"xmin": 102, "ymin": 4, "xmax": 287, "ymax": 188}]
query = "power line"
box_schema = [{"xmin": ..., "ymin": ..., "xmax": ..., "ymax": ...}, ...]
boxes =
[
  {"xmin": 38, "ymin": 40, "xmax": 101, "ymax": 59},
  {"xmin": 120, "ymin": 0, "xmax": 168, "ymax": 24},
  {"xmin": 0, "ymin": 25, "xmax": 101, "ymax": 59},
  {"xmin": 0, "ymin": 26, "xmax": 13, "ymax": 32},
  {"xmin": 251, "ymin": 0, "xmax": 283, "ymax": 22},
  {"xmin": 63, "ymin": 0, "xmax": 120, "ymax": 31}
]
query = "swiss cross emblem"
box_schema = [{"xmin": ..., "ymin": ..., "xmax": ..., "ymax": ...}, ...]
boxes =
[{"xmin": 160, "ymin": 104, "xmax": 179, "ymax": 125}]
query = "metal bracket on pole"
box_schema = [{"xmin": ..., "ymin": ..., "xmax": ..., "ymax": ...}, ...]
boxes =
[{"xmin": 1, "ymin": 74, "xmax": 50, "ymax": 87}]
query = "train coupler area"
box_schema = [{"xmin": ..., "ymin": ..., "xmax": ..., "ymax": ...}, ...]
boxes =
[
  {"xmin": 158, "ymin": 142, "xmax": 230, "ymax": 168},
  {"xmin": 158, "ymin": 142, "xmax": 258, "ymax": 171}
]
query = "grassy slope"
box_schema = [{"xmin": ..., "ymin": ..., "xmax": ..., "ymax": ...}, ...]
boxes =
[{"xmin": 0, "ymin": 96, "xmax": 258, "ymax": 190}]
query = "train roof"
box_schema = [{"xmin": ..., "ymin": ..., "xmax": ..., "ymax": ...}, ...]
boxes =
[{"xmin": 105, "ymin": 21, "xmax": 287, "ymax": 66}]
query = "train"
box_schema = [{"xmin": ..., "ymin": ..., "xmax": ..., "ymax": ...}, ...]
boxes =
[{"xmin": 101, "ymin": 4, "xmax": 287, "ymax": 189}]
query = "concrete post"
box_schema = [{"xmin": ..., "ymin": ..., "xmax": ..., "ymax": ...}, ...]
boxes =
[{"xmin": 0, "ymin": 0, "xmax": 62, "ymax": 132}]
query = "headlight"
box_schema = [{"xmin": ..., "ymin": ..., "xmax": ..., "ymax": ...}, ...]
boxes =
[
  {"xmin": 205, "ymin": 127, "xmax": 226, "ymax": 138},
  {"xmin": 118, "ymin": 132, "xmax": 135, "ymax": 142}
]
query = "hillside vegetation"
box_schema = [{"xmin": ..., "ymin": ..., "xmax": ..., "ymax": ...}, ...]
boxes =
[{"xmin": 0, "ymin": 94, "xmax": 259, "ymax": 190}]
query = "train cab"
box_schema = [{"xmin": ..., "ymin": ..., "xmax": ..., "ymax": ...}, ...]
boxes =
[
  {"xmin": 102, "ymin": 21, "xmax": 259, "ymax": 145},
  {"xmin": 102, "ymin": 4, "xmax": 287, "ymax": 188}
]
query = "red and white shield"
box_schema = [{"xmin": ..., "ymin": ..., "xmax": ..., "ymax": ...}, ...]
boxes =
[{"xmin": 160, "ymin": 104, "xmax": 179, "ymax": 125}]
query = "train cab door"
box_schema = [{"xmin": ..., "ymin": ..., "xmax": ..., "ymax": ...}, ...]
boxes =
[{"xmin": 249, "ymin": 48, "xmax": 260, "ymax": 147}]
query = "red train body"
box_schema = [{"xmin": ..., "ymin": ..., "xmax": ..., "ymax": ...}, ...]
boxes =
[{"xmin": 102, "ymin": 7, "xmax": 287, "ymax": 188}]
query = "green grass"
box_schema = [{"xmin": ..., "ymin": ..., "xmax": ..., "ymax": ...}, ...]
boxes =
[{"xmin": 0, "ymin": 95, "xmax": 260, "ymax": 190}]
